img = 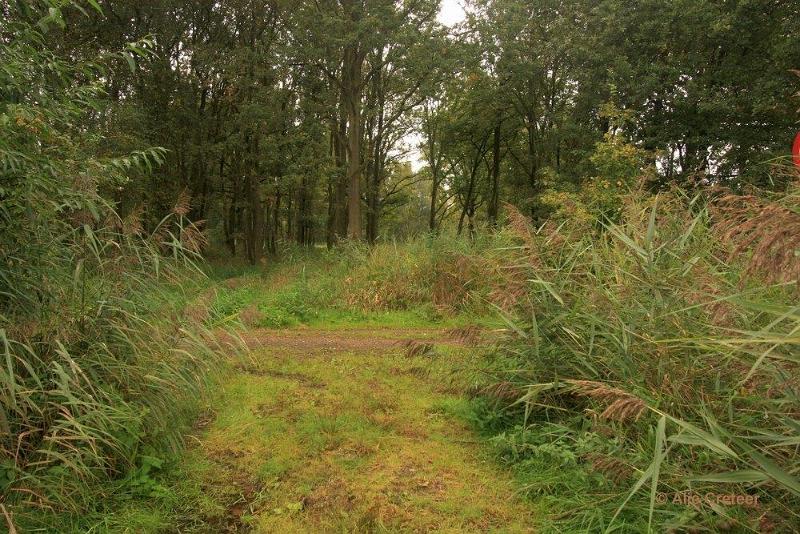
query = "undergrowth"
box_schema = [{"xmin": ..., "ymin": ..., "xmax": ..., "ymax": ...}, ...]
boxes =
[
  {"xmin": 458, "ymin": 187, "xmax": 800, "ymax": 532},
  {"xmin": 1, "ymin": 5, "xmax": 233, "ymax": 530},
  {"xmin": 207, "ymin": 183, "xmax": 800, "ymax": 533},
  {"xmin": 64, "ymin": 182, "xmax": 800, "ymax": 532},
  {"xmin": 203, "ymin": 235, "xmax": 526, "ymax": 332}
]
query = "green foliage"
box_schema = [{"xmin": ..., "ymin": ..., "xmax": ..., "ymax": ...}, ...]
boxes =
[
  {"xmin": 464, "ymin": 189, "xmax": 800, "ymax": 532},
  {"xmin": 592, "ymin": 0, "xmax": 800, "ymax": 184},
  {"xmin": 541, "ymin": 132, "xmax": 650, "ymax": 224},
  {"xmin": 251, "ymin": 185, "xmax": 800, "ymax": 532},
  {"xmin": 123, "ymin": 453, "xmax": 171, "ymax": 499},
  {"xmin": 0, "ymin": 2, "xmax": 227, "ymax": 525}
]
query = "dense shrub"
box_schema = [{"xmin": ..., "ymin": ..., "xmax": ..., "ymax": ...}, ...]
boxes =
[
  {"xmin": 1, "ymin": 2, "xmax": 225, "ymax": 523},
  {"xmin": 283, "ymin": 185, "xmax": 800, "ymax": 531},
  {"xmin": 468, "ymin": 186, "xmax": 800, "ymax": 532}
]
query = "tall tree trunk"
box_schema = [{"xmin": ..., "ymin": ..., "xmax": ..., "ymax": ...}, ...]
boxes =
[
  {"xmin": 426, "ymin": 109, "xmax": 441, "ymax": 233},
  {"xmin": 342, "ymin": 22, "xmax": 365, "ymax": 239},
  {"xmin": 458, "ymin": 140, "xmax": 487, "ymax": 236},
  {"xmin": 327, "ymin": 106, "xmax": 349, "ymax": 246},
  {"xmin": 264, "ymin": 199, "xmax": 273, "ymax": 255},
  {"xmin": 467, "ymin": 203, "xmax": 476, "ymax": 239},
  {"xmin": 225, "ymin": 173, "xmax": 239, "ymax": 256},
  {"xmin": 527, "ymin": 121, "xmax": 538, "ymax": 192},
  {"xmin": 326, "ymin": 171, "xmax": 336, "ymax": 248},
  {"xmin": 285, "ymin": 186, "xmax": 293, "ymax": 241},
  {"xmin": 270, "ymin": 188, "xmax": 281, "ymax": 254},
  {"xmin": 367, "ymin": 52, "xmax": 384, "ymax": 245},
  {"xmin": 458, "ymin": 168, "xmax": 477, "ymax": 237},
  {"xmin": 296, "ymin": 175, "xmax": 309, "ymax": 245},
  {"xmin": 245, "ymin": 173, "xmax": 263, "ymax": 265},
  {"xmin": 488, "ymin": 122, "xmax": 502, "ymax": 228},
  {"xmin": 428, "ymin": 177, "xmax": 439, "ymax": 233}
]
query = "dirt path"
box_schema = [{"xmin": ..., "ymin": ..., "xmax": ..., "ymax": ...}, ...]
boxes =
[{"xmin": 183, "ymin": 326, "xmax": 539, "ymax": 533}]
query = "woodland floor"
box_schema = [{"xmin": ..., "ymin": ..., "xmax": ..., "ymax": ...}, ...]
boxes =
[{"xmin": 174, "ymin": 323, "xmax": 540, "ymax": 533}]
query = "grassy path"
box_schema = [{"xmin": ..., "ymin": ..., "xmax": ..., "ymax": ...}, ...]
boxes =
[{"xmin": 171, "ymin": 324, "xmax": 539, "ymax": 532}]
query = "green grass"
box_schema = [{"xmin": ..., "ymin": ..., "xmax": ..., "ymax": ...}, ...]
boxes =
[
  {"xmin": 74, "ymin": 321, "xmax": 540, "ymax": 533},
  {"xmin": 203, "ymin": 249, "xmax": 507, "ymax": 332},
  {"xmin": 188, "ymin": 187, "xmax": 800, "ymax": 533},
  {"xmin": 18, "ymin": 187, "xmax": 799, "ymax": 533}
]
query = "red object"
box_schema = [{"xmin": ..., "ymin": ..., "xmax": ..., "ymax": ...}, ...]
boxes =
[{"xmin": 794, "ymin": 132, "xmax": 800, "ymax": 168}]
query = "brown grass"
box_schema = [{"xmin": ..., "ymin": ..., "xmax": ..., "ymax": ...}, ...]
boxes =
[
  {"xmin": 446, "ymin": 325, "xmax": 484, "ymax": 345},
  {"xmin": 712, "ymin": 190, "xmax": 800, "ymax": 286},
  {"xmin": 475, "ymin": 381, "xmax": 525, "ymax": 403},
  {"xmin": 567, "ymin": 380, "xmax": 647, "ymax": 422},
  {"xmin": 403, "ymin": 340, "xmax": 435, "ymax": 357},
  {"xmin": 238, "ymin": 305, "xmax": 264, "ymax": 328},
  {"xmin": 173, "ymin": 189, "xmax": 192, "ymax": 217},
  {"xmin": 122, "ymin": 205, "xmax": 144, "ymax": 237},
  {"xmin": 184, "ymin": 287, "xmax": 216, "ymax": 324},
  {"xmin": 180, "ymin": 220, "xmax": 208, "ymax": 254},
  {"xmin": 431, "ymin": 255, "xmax": 474, "ymax": 312},
  {"xmin": 584, "ymin": 452, "xmax": 633, "ymax": 484}
]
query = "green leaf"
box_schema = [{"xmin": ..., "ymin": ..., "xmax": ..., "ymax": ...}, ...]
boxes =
[
  {"xmin": 528, "ymin": 278, "xmax": 564, "ymax": 305},
  {"xmin": 124, "ymin": 52, "xmax": 137, "ymax": 73},
  {"xmin": 748, "ymin": 452, "xmax": 800, "ymax": 496},
  {"xmin": 86, "ymin": 0, "xmax": 104, "ymax": 14},
  {"xmin": 692, "ymin": 470, "xmax": 769, "ymax": 484},
  {"xmin": 665, "ymin": 416, "xmax": 739, "ymax": 459}
]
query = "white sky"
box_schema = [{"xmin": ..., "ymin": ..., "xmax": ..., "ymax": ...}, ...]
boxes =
[
  {"xmin": 401, "ymin": 1, "xmax": 465, "ymax": 173},
  {"xmin": 438, "ymin": 0, "xmax": 466, "ymax": 26}
]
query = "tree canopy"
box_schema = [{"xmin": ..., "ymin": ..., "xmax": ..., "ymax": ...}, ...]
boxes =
[{"xmin": 4, "ymin": 0, "xmax": 793, "ymax": 262}]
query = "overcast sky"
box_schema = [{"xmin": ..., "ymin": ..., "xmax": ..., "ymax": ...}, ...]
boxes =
[
  {"xmin": 401, "ymin": 1, "xmax": 465, "ymax": 172},
  {"xmin": 438, "ymin": 0, "xmax": 466, "ymax": 26}
]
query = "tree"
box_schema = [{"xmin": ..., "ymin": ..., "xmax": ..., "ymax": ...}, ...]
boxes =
[
  {"xmin": 293, "ymin": 0, "xmax": 444, "ymax": 241},
  {"xmin": 593, "ymin": 0, "xmax": 800, "ymax": 185}
]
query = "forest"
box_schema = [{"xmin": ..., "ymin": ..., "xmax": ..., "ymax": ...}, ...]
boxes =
[{"xmin": 1, "ymin": 0, "xmax": 799, "ymax": 532}]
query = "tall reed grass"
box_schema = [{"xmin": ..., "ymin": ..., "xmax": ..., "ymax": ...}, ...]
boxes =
[
  {"xmin": 468, "ymin": 184, "xmax": 800, "ymax": 532},
  {"xmin": 306, "ymin": 181, "xmax": 800, "ymax": 531},
  {"xmin": 1, "ymin": 4, "xmax": 229, "ymax": 527}
]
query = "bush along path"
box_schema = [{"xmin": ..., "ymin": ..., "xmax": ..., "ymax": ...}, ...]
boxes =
[{"xmin": 127, "ymin": 322, "xmax": 538, "ymax": 533}]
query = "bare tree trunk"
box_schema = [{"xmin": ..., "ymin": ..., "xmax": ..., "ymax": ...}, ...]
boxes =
[
  {"xmin": 335, "ymin": 115, "xmax": 349, "ymax": 238},
  {"xmin": 296, "ymin": 174, "xmax": 311, "ymax": 246},
  {"xmin": 343, "ymin": 45, "xmax": 363, "ymax": 240},
  {"xmin": 367, "ymin": 51, "xmax": 384, "ymax": 245},
  {"xmin": 426, "ymin": 107, "xmax": 441, "ymax": 233},
  {"xmin": 457, "ymin": 169, "xmax": 476, "ymax": 237},
  {"xmin": 488, "ymin": 122, "xmax": 502, "ymax": 228},
  {"xmin": 340, "ymin": 0, "xmax": 365, "ymax": 240},
  {"xmin": 457, "ymin": 139, "xmax": 488, "ymax": 236},
  {"xmin": 327, "ymin": 106, "xmax": 349, "ymax": 246},
  {"xmin": 326, "ymin": 173, "xmax": 335, "ymax": 248},
  {"xmin": 245, "ymin": 173, "xmax": 263, "ymax": 265},
  {"xmin": 428, "ymin": 178, "xmax": 439, "ymax": 233},
  {"xmin": 270, "ymin": 189, "xmax": 281, "ymax": 254},
  {"xmin": 285, "ymin": 186, "xmax": 293, "ymax": 241}
]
